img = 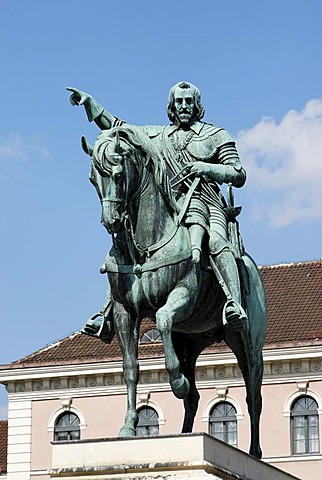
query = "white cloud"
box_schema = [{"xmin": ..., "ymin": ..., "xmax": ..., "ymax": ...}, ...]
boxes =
[
  {"xmin": 0, "ymin": 135, "xmax": 51, "ymax": 184},
  {"xmin": 237, "ymin": 99, "xmax": 322, "ymax": 227},
  {"xmin": 0, "ymin": 134, "xmax": 26, "ymax": 161}
]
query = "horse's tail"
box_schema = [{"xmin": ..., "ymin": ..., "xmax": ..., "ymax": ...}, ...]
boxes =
[{"xmin": 236, "ymin": 253, "xmax": 267, "ymax": 355}]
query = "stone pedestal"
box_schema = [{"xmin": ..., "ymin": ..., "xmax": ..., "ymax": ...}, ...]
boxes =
[{"xmin": 50, "ymin": 433, "xmax": 300, "ymax": 480}]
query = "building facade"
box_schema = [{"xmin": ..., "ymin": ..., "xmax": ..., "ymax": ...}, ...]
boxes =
[{"xmin": 0, "ymin": 260, "xmax": 322, "ymax": 480}]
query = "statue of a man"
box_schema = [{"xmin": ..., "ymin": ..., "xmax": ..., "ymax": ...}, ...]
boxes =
[{"xmin": 67, "ymin": 82, "xmax": 247, "ymax": 331}]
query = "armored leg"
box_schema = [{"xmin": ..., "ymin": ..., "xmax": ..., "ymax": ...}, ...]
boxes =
[
  {"xmin": 209, "ymin": 230, "xmax": 247, "ymax": 332},
  {"xmin": 186, "ymin": 196, "xmax": 208, "ymax": 264},
  {"xmin": 188, "ymin": 224, "xmax": 206, "ymax": 263}
]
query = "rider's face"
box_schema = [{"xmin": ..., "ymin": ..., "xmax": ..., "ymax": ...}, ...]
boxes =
[{"xmin": 173, "ymin": 87, "xmax": 195, "ymax": 125}]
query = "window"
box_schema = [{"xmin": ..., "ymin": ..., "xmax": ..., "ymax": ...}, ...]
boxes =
[
  {"xmin": 209, "ymin": 402, "xmax": 237, "ymax": 447},
  {"xmin": 291, "ymin": 396, "xmax": 319, "ymax": 454},
  {"xmin": 140, "ymin": 328, "xmax": 161, "ymax": 344},
  {"xmin": 136, "ymin": 407, "xmax": 159, "ymax": 437},
  {"xmin": 54, "ymin": 412, "xmax": 81, "ymax": 441}
]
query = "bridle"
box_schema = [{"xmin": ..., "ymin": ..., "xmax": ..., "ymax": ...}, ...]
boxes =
[{"xmin": 101, "ymin": 143, "xmax": 197, "ymax": 262}]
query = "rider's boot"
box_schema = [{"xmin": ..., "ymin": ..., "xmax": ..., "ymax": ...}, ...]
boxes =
[
  {"xmin": 81, "ymin": 287, "xmax": 114, "ymax": 343},
  {"xmin": 210, "ymin": 245, "xmax": 247, "ymax": 333}
]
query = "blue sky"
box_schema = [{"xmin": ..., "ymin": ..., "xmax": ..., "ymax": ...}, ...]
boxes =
[{"xmin": 1, "ymin": 0, "xmax": 322, "ymax": 416}]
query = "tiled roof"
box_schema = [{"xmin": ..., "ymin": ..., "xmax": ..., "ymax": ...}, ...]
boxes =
[
  {"xmin": 5, "ymin": 260, "xmax": 322, "ymax": 368},
  {"xmin": 0, "ymin": 420, "xmax": 7, "ymax": 474},
  {"xmin": 261, "ymin": 260, "xmax": 322, "ymax": 346},
  {"xmin": 6, "ymin": 317, "xmax": 166, "ymax": 368},
  {"xmin": 8, "ymin": 319, "xmax": 165, "ymax": 368}
]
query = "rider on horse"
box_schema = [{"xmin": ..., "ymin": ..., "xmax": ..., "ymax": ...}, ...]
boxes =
[{"xmin": 67, "ymin": 82, "xmax": 247, "ymax": 332}]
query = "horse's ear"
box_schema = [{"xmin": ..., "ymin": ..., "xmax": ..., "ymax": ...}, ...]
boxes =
[
  {"xmin": 81, "ymin": 135, "xmax": 93, "ymax": 156},
  {"xmin": 113, "ymin": 131, "xmax": 123, "ymax": 154}
]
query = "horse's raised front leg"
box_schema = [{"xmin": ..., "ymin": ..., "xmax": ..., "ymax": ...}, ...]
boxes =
[
  {"xmin": 113, "ymin": 301, "xmax": 139, "ymax": 437},
  {"xmin": 156, "ymin": 286, "xmax": 193, "ymax": 399}
]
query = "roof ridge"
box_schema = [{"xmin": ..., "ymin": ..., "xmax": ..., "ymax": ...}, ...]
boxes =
[
  {"xmin": 11, "ymin": 331, "xmax": 81, "ymax": 364},
  {"xmin": 259, "ymin": 258, "xmax": 322, "ymax": 269}
]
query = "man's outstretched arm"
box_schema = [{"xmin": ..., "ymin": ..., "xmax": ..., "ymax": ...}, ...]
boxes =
[{"xmin": 66, "ymin": 87, "xmax": 122, "ymax": 130}]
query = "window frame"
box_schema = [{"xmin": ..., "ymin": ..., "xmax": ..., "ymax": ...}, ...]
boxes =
[
  {"xmin": 291, "ymin": 395, "xmax": 320, "ymax": 455},
  {"xmin": 209, "ymin": 401, "xmax": 238, "ymax": 447},
  {"xmin": 140, "ymin": 328, "xmax": 162, "ymax": 344},
  {"xmin": 54, "ymin": 411, "xmax": 81, "ymax": 442},
  {"xmin": 136, "ymin": 406, "xmax": 159, "ymax": 437},
  {"xmin": 48, "ymin": 404, "xmax": 86, "ymax": 441}
]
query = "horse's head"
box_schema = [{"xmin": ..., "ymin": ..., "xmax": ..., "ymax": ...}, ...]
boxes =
[{"xmin": 90, "ymin": 129, "xmax": 143, "ymax": 234}]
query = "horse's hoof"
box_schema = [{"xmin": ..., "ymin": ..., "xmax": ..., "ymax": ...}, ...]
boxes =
[
  {"xmin": 118, "ymin": 425, "xmax": 136, "ymax": 438},
  {"xmin": 249, "ymin": 445, "xmax": 262, "ymax": 459},
  {"xmin": 171, "ymin": 375, "xmax": 190, "ymax": 399}
]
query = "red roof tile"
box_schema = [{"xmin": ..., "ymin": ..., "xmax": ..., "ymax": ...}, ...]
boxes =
[
  {"xmin": 5, "ymin": 260, "xmax": 322, "ymax": 368},
  {"xmin": 0, "ymin": 420, "xmax": 7, "ymax": 474},
  {"xmin": 9, "ymin": 318, "xmax": 165, "ymax": 368}
]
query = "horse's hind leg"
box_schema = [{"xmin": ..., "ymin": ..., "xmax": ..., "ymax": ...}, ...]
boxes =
[
  {"xmin": 223, "ymin": 254, "xmax": 266, "ymax": 458},
  {"xmin": 172, "ymin": 332, "xmax": 203, "ymax": 433},
  {"xmin": 225, "ymin": 329, "xmax": 263, "ymax": 459},
  {"xmin": 182, "ymin": 370, "xmax": 199, "ymax": 433},
  {"xmin": 241, "ymin": 348, "xmax": 263, "ymax": 459},
  {"xmin": 113, "ymin": 301, "xmax": 139, "ymax": 437},
  {"xmin": 247, "ymin": 358, "xmax": 263, "ymax": 459}
]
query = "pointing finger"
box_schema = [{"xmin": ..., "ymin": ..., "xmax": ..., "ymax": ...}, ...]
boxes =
[{"xmin": 66, "ymin": 86, "xmax": 78, "ymax": 93}]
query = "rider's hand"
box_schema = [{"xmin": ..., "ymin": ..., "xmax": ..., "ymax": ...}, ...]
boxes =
[
  {"xmin": 188, "ymin": 162, "xmax": 211, "ymax": 177},
  {"xmin": 66, "ymin": 87, "xmax": 92, "ymax": 106}
]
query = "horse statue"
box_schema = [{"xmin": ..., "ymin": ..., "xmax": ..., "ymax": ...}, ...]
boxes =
[{"xmin": 83, "ymin": 126, "xmax": 267, "ymax": 459}]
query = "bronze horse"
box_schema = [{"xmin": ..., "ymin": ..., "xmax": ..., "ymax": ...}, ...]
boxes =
[{"xmin": 86, "ymin": 126, "xmax": 267, "ymax": 459}]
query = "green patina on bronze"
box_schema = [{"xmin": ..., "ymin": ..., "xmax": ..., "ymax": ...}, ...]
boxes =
[{"xmin": 67, "ymin": 83, "xmax": 267, "ymax": 459}]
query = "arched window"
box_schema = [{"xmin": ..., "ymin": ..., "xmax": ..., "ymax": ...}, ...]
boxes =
[
  {"xmin": 291, "ymin": 396, "xmax": 319, "ymax": 454},
  {"xmin": 140, "ymin": 328, "xmax": 161, "ymax": 344},
  {"xmin": 54, "ymin": 412, "xmax": 81, "ymax": 441},
  {"xmin": 136, "ymin": 407, "xmax": 159, "ymax": 437},
  {"xmin": 209, "ymin": 402, "xmax": 237, "ymax": 447}
]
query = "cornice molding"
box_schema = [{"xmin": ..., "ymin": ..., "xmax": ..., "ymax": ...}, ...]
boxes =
[{"xmin": 2, "ymin": 346, "xmax": 322, "ymax": 399}]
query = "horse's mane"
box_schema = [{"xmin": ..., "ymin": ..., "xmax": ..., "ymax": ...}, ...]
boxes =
[{"xmin": 92, "ymin": 127, "xmax": 179, "ymax": 215}]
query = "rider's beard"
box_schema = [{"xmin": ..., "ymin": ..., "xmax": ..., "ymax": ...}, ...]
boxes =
[{"xmin": 176, "ymin": 110, "xmax": 194, "ymax": 126}]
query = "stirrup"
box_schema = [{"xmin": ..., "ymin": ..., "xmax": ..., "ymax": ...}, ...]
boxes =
[
  {"xmin": 222, "ymin": 299, "xmax": 247, "ymax": 331},
  {"xmin": 81, "ymin": 311, "xmax": 114, "ymax": 344},
  {"xmin": 82, "ymin": 312, "xmax": 105, "ymax": 336}
]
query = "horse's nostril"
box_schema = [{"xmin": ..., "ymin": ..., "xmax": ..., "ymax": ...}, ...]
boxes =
[{"xmin": 102, "ymin": 218, "xmax": 122, "ymax": 234}]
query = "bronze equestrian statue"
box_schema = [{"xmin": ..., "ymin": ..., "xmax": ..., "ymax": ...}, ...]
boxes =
[{"xmin": 67, "ymin": 82, "xmax": 267, "ymax": 459}]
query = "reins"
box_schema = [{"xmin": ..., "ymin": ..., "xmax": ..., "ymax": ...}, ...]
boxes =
[
  {"xmin": 124, "ymin": 165, "xmax": 199, "ymax": 259},
  {"xmin": 170, "ymin": 165, "xmax": 193, "ymax": 188},
  {"xmin": 123, "ymin": 159, "xmax": 180, "ymax": 258},
  {"xmin": 103, "ymin": 141, "xmax": 199, "ymax": 261}
]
